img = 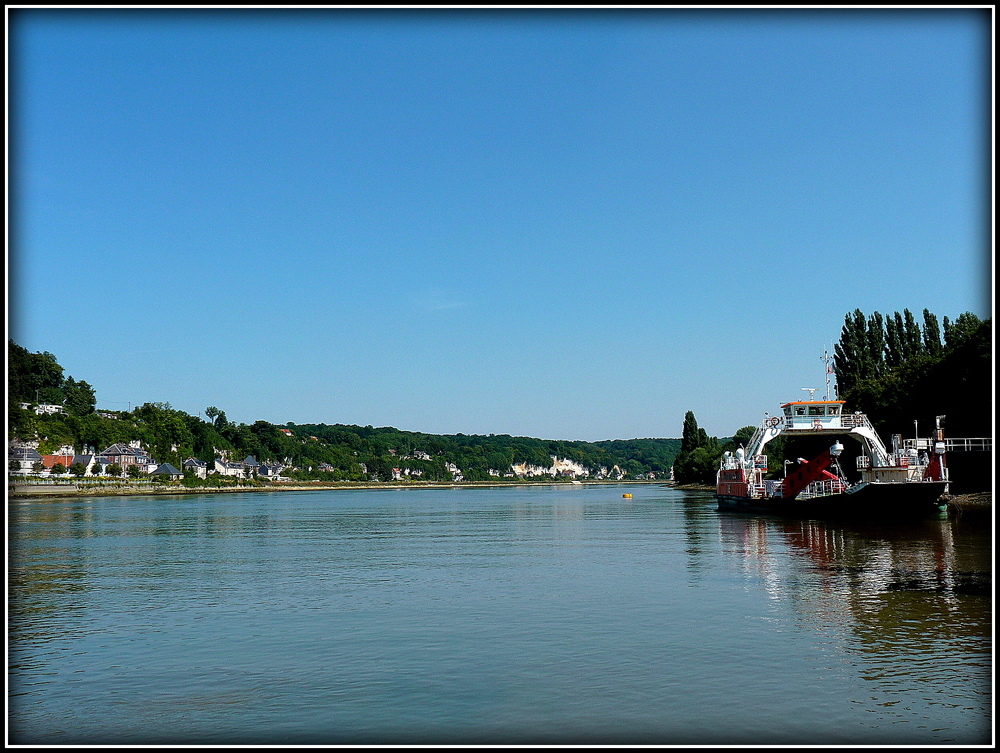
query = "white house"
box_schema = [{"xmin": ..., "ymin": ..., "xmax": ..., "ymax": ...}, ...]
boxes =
[{"xmin": 182, "ymin": 458, "xmax": 208, "ymax": 479}]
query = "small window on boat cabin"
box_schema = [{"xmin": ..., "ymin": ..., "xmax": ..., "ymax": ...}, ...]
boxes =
[
  {"xmin": 794, "ymin": 406, "xmax": 806, "ymax": 416},
  {"xmin": 807, "ymin": 406, "xmax": 824, "ymax": 416},
  {"xmin": 828, "ymin": 406, "xmax": 840, "ymax": 415}
]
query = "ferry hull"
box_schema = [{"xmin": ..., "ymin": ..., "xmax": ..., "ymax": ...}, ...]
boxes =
[{"xmin": 716, "ymin": 481, "xmax": 949, "ymax": 519}]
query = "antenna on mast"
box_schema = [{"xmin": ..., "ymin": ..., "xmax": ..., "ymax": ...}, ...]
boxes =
[
  {"xmin": 801, "ymin": 388, "xmax": 818, "ymax": 400},
  {"xmin": 820, "ymin": 349, "xmax": 834, "ymax": 400}
]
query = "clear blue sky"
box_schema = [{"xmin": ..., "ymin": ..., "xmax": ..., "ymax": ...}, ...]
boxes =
[{"xmin": 8, "ymin": 8, "xmax": 992, "ymax": 441}]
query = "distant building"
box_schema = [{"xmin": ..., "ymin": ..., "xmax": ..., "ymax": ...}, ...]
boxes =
[
  {"xmin": 17, "ymin": 403, "xmax": 67, "ymax": 416},
  {"xmin": 150, "ymin": 463, "xmax": 183, "ymax": 481},
  {"xmin": 182, "ymin": 458, "xmax": 208, "ymax": 479},
  {"xmin": 8, "ymin": 446, "xmax": 43, "ymax": 473},
  {"xmin": 213, "ymin": 459, "xmax": 247, "ymax": 478},
  {"xmin": 258, "ymin": 463, "xmax": 284, "ymax": 479},
  {"xmin": 98, "ymin": 443, "xmax": 155, "ymax": 471}
]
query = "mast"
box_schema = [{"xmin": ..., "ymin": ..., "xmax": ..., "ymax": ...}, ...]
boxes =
[{"xmin": 820, "ymin": 349, "xmax": 834, "ymax": 400}]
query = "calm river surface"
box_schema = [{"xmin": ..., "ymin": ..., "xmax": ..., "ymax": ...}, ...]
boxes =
[{"xmin": 8, "ymin": 484, "xmax": 992, "ymax": 745}]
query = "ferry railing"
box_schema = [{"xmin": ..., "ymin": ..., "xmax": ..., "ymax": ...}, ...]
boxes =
[
  {"xmin": 903, "ymin": 437, "xmax": 992, "ymax": 452},
  {"xmin": 763, "ymin": 480, "xmax": 784, "ymax": 498},
  {"xmin": 797, "ymin": 479, "xmax": 847, "ymax": 499}
]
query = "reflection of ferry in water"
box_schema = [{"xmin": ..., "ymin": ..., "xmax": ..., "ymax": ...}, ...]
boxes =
[{"xmin": 716, "ymin": 396, "xmax": 950, "ymax": 518}]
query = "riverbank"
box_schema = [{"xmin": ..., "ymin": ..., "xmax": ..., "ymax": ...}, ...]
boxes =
[
  {"xmin": 9, "ymin": 481, "xmax": 989, "ymax": 514},
  {"xmin": 8, "ymin": 478, "xmax": 670, "ymax": 499},
  {"xmin": 945, "ymin": 490, "xmax": 993, "ymax": 513}
]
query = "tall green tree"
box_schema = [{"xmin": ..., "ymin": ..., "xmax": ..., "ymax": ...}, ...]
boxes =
[
  {"xmin": 833, "ymin": 309, "xmax": 870, "ymax": 397},
  {"xmin": 63, "ymin": 377, "xmax": 97, "ymax": 416},
  {"xmin": 680, "ymin": 411, "xmax": 701, "ymax": 456},
  {"xmin": 865, "ymin": 311, "xmax": 887, "ymax": 380},
  {"xmin": 922, "ymin": 308, "xmax": 943, "ymax": 357},
  {"xmin": 8, "ymin": 340, "xmax": 65, "ymax": 404},
  {"xmin": 902, "ymin": 308, "xmax": 924, "ymax": 361},
  {"xmin": 885, "ymin": 312, "xmax": 905, "ymax": 369},
  {"xmin": 674, "ymin": 411, "xmax": 721, "ymax": 485}
]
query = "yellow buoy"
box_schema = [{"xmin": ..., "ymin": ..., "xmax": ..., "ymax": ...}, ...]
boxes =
[{"xmin": 623, "ymin": 493, "xmax": 632, "ymax": 498}]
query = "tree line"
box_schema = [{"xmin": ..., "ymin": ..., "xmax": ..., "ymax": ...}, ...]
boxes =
[
  {"xmin": 7, "ymin": 340, "xmax": 680, "ymax": 482},
  {"xmin": 832, "ymin": 308, "xmax": 990, "ymax": 439}
]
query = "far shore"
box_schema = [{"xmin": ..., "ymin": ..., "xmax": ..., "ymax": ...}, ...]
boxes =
[
  {"xmin": 8, "ymin": 478, "xmax": 671, "ymax": 499},
  {"xmin": 8, "ymin": 480, "xmax": 989, "ymax": 512}
]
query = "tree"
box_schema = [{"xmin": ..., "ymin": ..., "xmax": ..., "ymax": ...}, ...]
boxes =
[
  {"xmin": 10, "ymin": 459, "xmax": 21, "ymax": 474},
  {"xmin": 70, "ymin": 462, "xmax": 87, "ymax": 477},
  {"xmin": 902, "ymin": 308, "xmax": 924, "ymax": 361},
  {"xmin": 32, "ymin": 461, "xmax": 45, "ymax": 474},
  {"xmin": 943, "ymin": 312, "xmax": 983, "ymax": 349},
  {"xmin": 833, "ymin": 309, "xmax": 871, "ymax": 397},
  {"xmin": 865, "ymin": 311, "xmax": 886, "ymax": 380},
  {"xmin": 884, "ymin": 312, "xmax": 905, "ymax": 369},
  {"xmin": 922, "ymin": 309, "xmax": 942, "ymax": 357},
  {"xmin": 673, "ymin": 411, "xmax": 722, "ymax": 485},
  {"xmin": 126, "ymin": 464, "xmax": 143, "ymax": 479},
  {"xmin": 107, "ymin": 463, "xmax": 123, "ymax": 477},
  {"xmin": 680, "ymin": 411, "xmax": 701, "ymax": 456},
  {"xmin": 63, "ymin": 377, "xmax": 97, "ymax": 416},
  {"xmin": 8, "ymin": 340, "xmax": 64, "ymax": 403},
  {"xmin": 50, "ymin": 463, "xmax": 66, "ymax": 475},
  {"xmin": 91, "ymin": 463, "xmax": 103, "ymax": 476},
  {"xmin": 730, "ymin": 426, "xmax": 757, "ymax": 449}
]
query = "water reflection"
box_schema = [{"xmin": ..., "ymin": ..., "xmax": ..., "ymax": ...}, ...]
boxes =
[
  {"xmin": 713, "ymin": 509, "xmax": 992, "ymax": 733},
  {"xmin": 718, "ymin": 513, "xmax": 989, "ymax": 617}
]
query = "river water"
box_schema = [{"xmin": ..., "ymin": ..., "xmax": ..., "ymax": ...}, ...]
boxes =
[{"xmin": 8, "ymin": 484, "xmax": 992, "ymax": 745}]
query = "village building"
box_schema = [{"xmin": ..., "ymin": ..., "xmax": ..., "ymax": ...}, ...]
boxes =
[
  {"xmin": 213, "ymin": 459, "xmax": 247, "ymax": 478},
  {"xmin": 182, "ymin": 458, "xmax": 209, "ymax": 478},
  {"xmin": 97, "ymin": 443, "xmax": 156, "ymax": 472},
  {"xmin": 8, "ymin": 445, "xmax": 43, "ymax": 472},
  {"xmin": 257, "ymin": 462, "xmax": 284, "ymax": 479},
  {"xmin": 150, "ymin": 463, "xmax": 183, "ymax": 481}
]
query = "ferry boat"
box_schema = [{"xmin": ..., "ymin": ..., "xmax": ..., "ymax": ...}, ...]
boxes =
[{"xmin": 715, "ymin": 397, "xmax": 950, "ymax": 518}]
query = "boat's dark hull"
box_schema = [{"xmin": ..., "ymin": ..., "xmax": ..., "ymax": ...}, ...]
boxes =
[{"xmin": 716, "ymin": 481, "xmax": 950, "ymax": 519}]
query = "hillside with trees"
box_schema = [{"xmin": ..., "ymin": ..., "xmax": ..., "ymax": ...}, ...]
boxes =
[{"xmin": 7, "ymin": 340, "xmax": 680, "ymax": 483}]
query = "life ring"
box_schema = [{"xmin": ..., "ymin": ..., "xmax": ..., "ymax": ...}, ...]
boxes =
[{"xmin": 767, "ymin": 417, "xmax": 780, "ymax": 428}]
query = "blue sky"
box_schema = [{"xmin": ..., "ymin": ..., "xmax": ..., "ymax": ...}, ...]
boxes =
[{"xmin": 8, "ymin": 9, "xmax": 992, "ymax": 441}]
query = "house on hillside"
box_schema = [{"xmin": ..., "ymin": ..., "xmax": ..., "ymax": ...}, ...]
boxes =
[
  {"xmin": 40, "ymin": 454, "xmax": 75, "ymax": 472},
  {"xmin": 258, "ymin": 462, "xmax": 284, "ymax": 479},
  {"xmin": 8, "ymin": 445, "xmax": 43, "ymax": 473},
  {"xmin": 72, "ymin": 454, "xmax": 98, "ymax": 474},
  {"xmin": 98, "ymin": 443, "xmax": 156, "ymax": 471},
  {"xmin": 182, "ymin": 458, "xmax": 208, "ymax": 478},
  {"xmin": 150, "ymin": 463, "xmax": 183, "ymax": 481},
  {"xmin": 17, "ymin": 403, "xmax": 67, "ymax": 416},
  {"xmin": 214, "ymin": 459, "xmax": 246, "ymax": 478}
]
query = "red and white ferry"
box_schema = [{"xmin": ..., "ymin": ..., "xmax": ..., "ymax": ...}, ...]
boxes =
[{"xmin": 715, "ymin": 396, "xmax": 950, "ymax": 517}]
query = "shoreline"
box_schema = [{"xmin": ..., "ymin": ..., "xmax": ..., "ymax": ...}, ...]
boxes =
[
  {"xmin": 8, "ymin": 478, "xmax": 670, "ymax": 499},
  {"xmin": 8, "ymin": 481, "xmax": 989, "ymax": 512}
]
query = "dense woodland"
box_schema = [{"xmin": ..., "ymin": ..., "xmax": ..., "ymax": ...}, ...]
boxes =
[
  {"xmin": 7, "ymin": 340, "xmax": 680, "ymax": 482},
  {"xmin": 671, "ymin": 308, "xmax": 992, "ymax": 492}
]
